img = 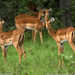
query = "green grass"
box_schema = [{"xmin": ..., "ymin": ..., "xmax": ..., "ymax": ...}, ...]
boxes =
[{"xmin": 0, "ymin": 30, "xmax": 75, "ymax": 75}]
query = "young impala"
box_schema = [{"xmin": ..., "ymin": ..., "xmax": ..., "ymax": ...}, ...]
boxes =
[
  {"xmin": 0, "ymin": 19, "xmax": 26, "ymax": 64},
  {"xmin": 15, "ymin": 8, "xmax": 52, "ymax": 43},
  {"xmin": 42, "ymin": 17, "xmax": 75, "ymax": 66}
]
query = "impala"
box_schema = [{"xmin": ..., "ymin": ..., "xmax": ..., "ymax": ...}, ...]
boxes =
[
  {"xmin": 15, "ymin": 17, "xmax": 45, "ymax": 43},
  {"xmin": 15, "ymin": 8, "xmax": 52, "ymax": 43},
  {"xmin": 15, "ymin": 9, "xmax": 44, "ymax": 41},
  {"xmin": 42, "ymin": 17, "xmax": 75, "ymax": 66},
  {"xmin": 15, "ymin": 9, "xmax": 44, "ymax": 22},
  {"xmin": 0, "ymin": 19, "xmax": 26, "ymax": 64},
  {"xmin": 43, "ymin": 8, "xmax": 52, "ymax": 21}
]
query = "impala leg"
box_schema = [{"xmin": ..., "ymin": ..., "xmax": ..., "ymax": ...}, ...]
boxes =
[
  {"xmin": 57, "ymin": 43, "xmax": 61, "ymax": 66},
  {"xmin": 20, "ymin": 45, "xmax": 26, "ymax": 59},
  {"xmin": 69, "ymin": 41, "xmax": 75, "ymax": 53},
  {"xmin": 19, "ymin": 41, "xmax": 26, "ymax": 59},
  {"xmin": 1, "ymin": 46, "xmax": 5, "ymax": 63},
  {"xmin": 4, "ymin": 46, "xmax": 8, "ymax": 62},
  {"xmin": 60, "ymin": 43, "xmax": 64, "ymax": 66},
  {"xmin": 34, "ymin": 30, "xmax": 38, "ymax": 43},
  {"xmin": 32, "ymin": 30, "xmax": 34, "ymax": 39},
  {"xmin": 1, "ymin": 45, "xmax": 8, "ymax": 64},
  {"xmin": 14, "ymin": 44, "xmax": 23, "ymax": 64},
  {"xmin": 39, "ymin": 31, "xmax": 43, "ymax": 43}
]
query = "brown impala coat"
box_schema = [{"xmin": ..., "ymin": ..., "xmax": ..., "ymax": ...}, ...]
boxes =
[
  {"xmin": 44, "ymin": 17, "xmax": 75, "ymax": 66},
  {"xmin": 0, "ymin": 20, "xmax": 26, "ymax": 64},
  {"xmin": 15, "ymin": 9, "xmax": 44, "ymax": 43},
  {"xmin": 16, "ymin": 18, "xmax": 44, "ymax": 31}
]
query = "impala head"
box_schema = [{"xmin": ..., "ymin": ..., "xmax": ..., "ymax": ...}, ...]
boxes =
[
  {"xmin": 46, "ymin": 17, "xmax": 55, "ymax": 29},
  {"xmin": 41, "ymin": 17, "xmax": 55, "ymax": 29},
  {"xmin": 42, "ymin": 8, "xmax": 52, "ymax": 16},
  {"xmin": 37, "ymin": 7, "xmax": 44, "ymax": 16},
  {"xmin": 39, "ymin": 9, "xmax": 45, "ymax": 16}
]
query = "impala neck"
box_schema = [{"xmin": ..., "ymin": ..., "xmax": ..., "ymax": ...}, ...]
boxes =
[
  {"xmin": 38, "ymin": 14, "xmax": 42, "ymax": 19},
  {"xmin": 44, "ymin": 14, "xmax": 48, "ymax": 21},
  {"xmin": 47, "ymin": 25, "xmax": 56, "ymax": 39}
]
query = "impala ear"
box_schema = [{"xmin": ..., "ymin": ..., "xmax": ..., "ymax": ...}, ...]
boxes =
[
  {"xmin": 49, "ymin": 8, "xmax": 52, "ymax": 11},
  {"xmin": 0, "ymin": 19, "xmax": 5, "ymax": 25},
  {"xmin": 42, "ymin": 8, "xmax": 46, "ymax": 14},
  {"xmin": 1, "ymin": 20, "xmax": 5, "ymax": 24},
  {"xmin": 40, "ymin": 18, "xmax": 45, "ymax": 23},
  {"xmin": 0, "ymin": 17, "xmax": 3, "ymax": 21},
  {"xmin": 50, "ymin": 17, "xmax": 55, "ymax": 22},
  {"xmin": 42, "ymin": 8, "xmax": 45, "ymax": 11},
  {"xmin": 37, "ymin": 7, "xmax": 42, "ymax": 10},
  {"xmin": 37, "ymin": 7, "xmax": 40, "ymax": 10}
]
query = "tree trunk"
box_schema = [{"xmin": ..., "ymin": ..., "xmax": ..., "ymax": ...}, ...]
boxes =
[
  {"xmin": 59, "ymin": 0, "xmax": 72, "ymax": 28},
  {"xmin": 0, "ymin": 1, "xmax": 2, "ymax": 18}
]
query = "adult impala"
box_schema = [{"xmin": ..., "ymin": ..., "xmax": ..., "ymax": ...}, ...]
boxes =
[
  {"xmin": 15, "ymin": 9, "xmax": 44, "ymax": 42},
  {"xmin": 15, "ymin": 17, "xmax": 45, "ymax": 43},
  {"xmin": 42, "ymin": 17, "xmax": 75, "ymax": 66},
  {"xmin": 0, "ymin": 19, "xmax": 26, "ymax": 64},
  {"xmin": 15, "ymin": 8, "xmax": 52, "ymax": 43},
  {"xmin": 15, "ymin": 8, "xmax": 52, "ymax": 24},
  {"xmin": 15, "ymin": 9, "xmax": 44, "ymax": 22}
]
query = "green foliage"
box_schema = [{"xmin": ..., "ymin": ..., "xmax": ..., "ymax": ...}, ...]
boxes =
[
  {"xmin": 58, "ymin": 53, "xmax": 75, "ymax": 74},
  {"xmin": 61, "ymin": 7, "xmax": 69, "ymax": 13},
  {"xmin": 71, "ymin": 0, "xmax": 75, "ymax": 26},
  {"xmin": 0, "ymin": 0, "xmax": 75, "ymax": 30},
  {"xmin": 0, "ymin": 0, "xmax": 57, "ymax": 28}
]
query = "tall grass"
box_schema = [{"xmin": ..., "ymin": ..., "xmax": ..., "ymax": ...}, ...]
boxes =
[{"xmin": 0, "ymin": 30, "xmax": 75, "ymax": 75}]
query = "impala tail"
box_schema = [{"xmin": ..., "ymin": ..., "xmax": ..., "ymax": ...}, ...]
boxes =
[
  {"xmin": 72, "ymin": 31, "xmax": 75, "ymax": 45},
  {"xmin": 18, "ymin": 34, "xmax": 24, "ymax": 46}
]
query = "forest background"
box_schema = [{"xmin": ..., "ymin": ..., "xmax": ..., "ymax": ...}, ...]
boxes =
[{"xmin": 0, "ymin": 0, "xmax": 74, "ymax": 30}]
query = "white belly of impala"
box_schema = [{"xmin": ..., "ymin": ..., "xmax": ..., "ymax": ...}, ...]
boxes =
[
  {"xmin": 25, "ymin": 23, "xmax": 36, "ymax": 30},
  {"xmin": 60, "ymin": 39, "xmax": 68, "ymax": 47},
  {"xmin": 4, "ymin": 40, "xmax": 13, "ymax": 46},
  {"xmin": 26, "ymin": 27, "xmax": 35, "ymax": 30},
  {"xmin": 61, "ymin": 39, "xmax": 67, "ymax": 43}
]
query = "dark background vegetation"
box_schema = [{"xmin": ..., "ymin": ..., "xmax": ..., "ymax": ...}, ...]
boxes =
[{"xmin": 0, "ymin": 0, "xmax": 74, "ymax": 30}]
